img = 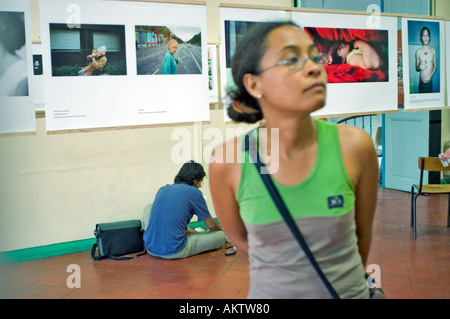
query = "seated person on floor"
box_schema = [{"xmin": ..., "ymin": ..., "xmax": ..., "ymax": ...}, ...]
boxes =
[{"xmin": 143, "ymin": 160, "xmax": 227, "ymax": 259}]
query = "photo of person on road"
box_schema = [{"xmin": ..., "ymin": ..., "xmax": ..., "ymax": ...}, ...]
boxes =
[
  {"xmin": 162, "ymin": 39, "xmax": 178, "ymax": 74},
  {"xmin": 135, "ymin": 25, "xmax": 202, "ymax": 75}
]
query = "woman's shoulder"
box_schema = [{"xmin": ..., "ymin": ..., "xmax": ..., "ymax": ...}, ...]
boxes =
[
  {"xmin": 338, "ymin": 123, "xmax": 372, "ymax": 143},
  {"xmin": 209, "ymin": 136, "xmax": 243, "ymax": 194},
  {"xmin": 338, "ymin": 124, "xmax": 376, "ymax": 156},
  {"xmin": 210, "ymin": 136, "xmax": 241, "ymax": 167}
]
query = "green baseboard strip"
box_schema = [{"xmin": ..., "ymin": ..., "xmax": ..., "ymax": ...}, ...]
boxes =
[
  {"xmin": 0, "ymin": 219, "xmax": 218, "ymax": 264},
  {"xmin": 0, "ymin": 238, "xmax": 95, "ymax": 264}
]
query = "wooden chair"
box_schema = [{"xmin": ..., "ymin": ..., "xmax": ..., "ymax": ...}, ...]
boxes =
[{"xmin": 410, "ymin": 157, "xmax": 450, "ymax": 238}]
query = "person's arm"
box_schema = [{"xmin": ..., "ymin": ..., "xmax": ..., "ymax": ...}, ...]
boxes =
[
  {"xmin": 354, "ymin": 133, "xmax": 378, "ymax": 266},
  {"xmin": 430, "ymin": 48, "xmax": 437, "ymax": 77},
  {"xmin": 187, "ymin": 225, "xmax": 198, "ymax": 234},
  {"xmin": 203, "ymin": 217, "xmax": 221, "ymax": 231},
  {"xmin": 352, "ymin": 39, "xmax": 382, "ymax": 70},
  {"xmin": 441, "ymin": 148, "xmax": 450, "ymax": 162},
  {"xmin": 209, "ymin": 140, "xmax": 249, "ymax": 255},
  {"xmin": 415, "ymin": 49, "xmax": 422, "ymax": 72},
  {"xmin": 190, "ymin": 188, "xmax": 221, "ymax": 231},
  {"xmin": 92, "ymin": 56, "xmax": 107, "ymax": 70},
  {"xmin": 339, "ymin": 125, "xmax": 379, "ymax": 266}
]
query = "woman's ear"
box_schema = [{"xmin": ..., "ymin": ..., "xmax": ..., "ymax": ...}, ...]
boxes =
[{"xmin": 243, "ymin": 73, "xmax": 262, "ymax": 100}]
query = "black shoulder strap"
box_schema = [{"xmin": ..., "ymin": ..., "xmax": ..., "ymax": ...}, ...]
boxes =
[{"xmin": 244, "ymin": 133, "xmax": 340, "ymax": 299}]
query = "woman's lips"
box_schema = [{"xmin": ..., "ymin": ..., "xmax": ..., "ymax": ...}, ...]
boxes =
[{"xmin": 304, "ymin": 82, "xmax": 326, "ymax": 92}]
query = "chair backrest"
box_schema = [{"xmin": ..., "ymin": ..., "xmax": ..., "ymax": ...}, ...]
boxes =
[{"xmin": 418, "ymin": 157, "xmax": 450, "ymax": 172}]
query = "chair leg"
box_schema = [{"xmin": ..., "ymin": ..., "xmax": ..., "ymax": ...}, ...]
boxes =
[
  {"xmin": 447, "ymin": 194, "xmax": 450, "ymax": 228},
  {"xmin": 410, "ymin": 186, "xmax": 414, "ymax": 227},
  {"xmin": 413, "ymin": 194, "xmax": 418, "ymax": 239}
]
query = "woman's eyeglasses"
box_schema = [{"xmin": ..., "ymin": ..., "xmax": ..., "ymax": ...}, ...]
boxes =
[{"xmin": 259, "ymin": 53, "xmax": 331, "ymax": 73}]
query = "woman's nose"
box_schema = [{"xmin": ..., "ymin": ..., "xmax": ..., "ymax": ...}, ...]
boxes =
[{"xmin": 303, "ymin": 58, "xmax": 322, "ymax": 76}]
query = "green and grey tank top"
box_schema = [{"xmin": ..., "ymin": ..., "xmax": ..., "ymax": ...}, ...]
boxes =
[{"xmin": 236, "ymin": 119, "xmax": 370, "ymax": 299}]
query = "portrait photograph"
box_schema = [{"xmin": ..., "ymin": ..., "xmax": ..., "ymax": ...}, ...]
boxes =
[
  {"xmin": 447, "ymin": 21, "xmax": 450, "ymax": 103},
  {"xmin": 0, "ymin": 11, "xmax": 28, "ymax": 96},
  {"xmin": 136, "ymin": 25, "xmax": 202, "ymax": 75},
  {"xmin": 406, "ymin": 20, "xmax": 440, "ymax": 94},
  {"xmin": 0, "ymin": 0, "xmax": 35, "ymax": 134},
  {"xmin": 401, "ymin": 18, "xmax": 444, "ymax": 109},
  {"xmin": 49, "ymin": 23, "xmax": 127, "ymax": 77}
]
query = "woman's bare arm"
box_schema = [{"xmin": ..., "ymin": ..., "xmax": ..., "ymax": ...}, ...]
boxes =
[{"xmin": 208, "ymin": 141, "xmax": 249, "ymax": 255}]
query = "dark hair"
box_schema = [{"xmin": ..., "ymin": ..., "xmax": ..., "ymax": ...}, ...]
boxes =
[
  {"xmin": 174, "ymin": 160, "xmax": 206, "ymax": 186},
  {"xmin": 227, "ymin": 21, "xmax": 301, "ymax": 124},
  {"xmin": 331, "ymin": 42, "xmax": 354, "ymax": 65},
  {"xmin": 420, "ymin": 26, "xmax": 431, "ymax": 44},
  {"xmin": 330, "ymin": 47, "xmax": 342, "ymax": 65}
]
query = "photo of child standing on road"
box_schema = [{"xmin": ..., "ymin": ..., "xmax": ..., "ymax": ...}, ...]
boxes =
[
  {"xmin": 162, "ymin": 39, "xmax": 179, "ymax": 74},
  {"xmin": 135, "ymin": 25, "xmax": 202, "ymax": 75}
]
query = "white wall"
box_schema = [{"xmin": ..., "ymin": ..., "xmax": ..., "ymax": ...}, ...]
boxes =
[
  {"xmin": 0, "ymin": 0, "xmax": 290, "ymax": 252},
  {"xmin": 1, "ymin": 0, "xmax": 446, "ymax": 252}
]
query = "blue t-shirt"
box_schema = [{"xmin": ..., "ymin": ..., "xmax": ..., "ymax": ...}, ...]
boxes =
[{"xmin": 143, "ymin": 183, "xmax": 211, "ymax": 256}]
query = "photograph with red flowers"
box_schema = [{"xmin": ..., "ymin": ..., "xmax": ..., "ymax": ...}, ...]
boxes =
[{"xmin": 304, "ymin": 26, "xmax": 389, "ymax": 83}]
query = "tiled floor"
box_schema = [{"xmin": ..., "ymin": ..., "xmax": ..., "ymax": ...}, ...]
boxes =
[{"xmin": 0, "ymin": 188, "xmax": 449, "ymax": 299}]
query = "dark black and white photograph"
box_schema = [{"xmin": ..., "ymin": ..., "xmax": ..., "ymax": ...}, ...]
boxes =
[
  {"xmin": 0, "ymin": 0, "xmax": 35, "ymax": 134},
  {"xmin": 0, "ymin": 11, "xmax": 28, "ymax": 96}
]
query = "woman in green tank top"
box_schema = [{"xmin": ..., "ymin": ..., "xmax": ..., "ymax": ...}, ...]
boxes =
[{"xmin": 209, "ymin": 21, "xmax": 379, "ymax": 299}]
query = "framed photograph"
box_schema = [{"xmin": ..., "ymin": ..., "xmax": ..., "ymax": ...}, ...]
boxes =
[
  {"xmin": 31, "ymin": 44, "xmax": 45, "ymax": 111},
  {"xmin": 49, "ymin": 23, "xmax": 127, "ymax": 77},
  {"xmin": 0, "ymin": 1, "xmax": 35, "ymax": 133},
  {"xmin": 292, "ymin": 11, "xmax": 398, "ymax": 117},
  {"xmin": 136, "ymin": 25, "xmax": 202, "ymax": 75},
  {"xmin": 447, "ymin": 21, "xmax": 450, "ymax": 106},
  {"xmin": 401, "ymin": 18, "xmax": 445, "ymax": 110},
  {"xmin": 40, "ymin": 0, "xmax": 208, "ymax": 131},
  {"xmin": 219, "ymin": 7, "xmax": 286, "ymax": 122},
  {"xmin": 304, "ymin": 26, "xmax": 389, "ymax": 83},
  {"xmin": 207, "ymin": 44, "xmax": 219, "ymax": 103}
]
